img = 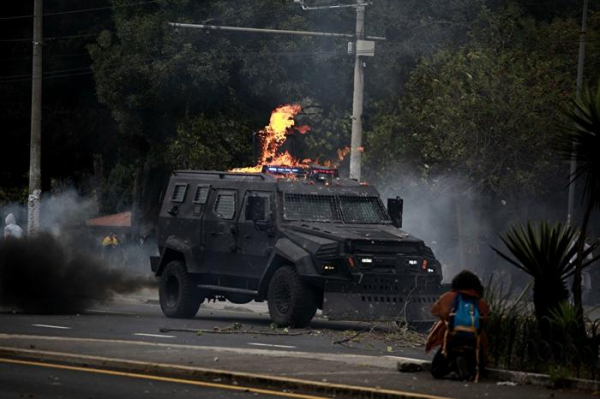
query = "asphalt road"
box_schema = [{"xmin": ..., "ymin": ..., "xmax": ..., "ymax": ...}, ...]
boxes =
[
  {"xmin": 0, "ymin": 298, "xmax": 428, "ymax": 362},
  {"xmin": 0, "ymin": 296, "xmax": 597, "ymax": 399},
  {"xmin": 0, "ymin": 359, "xmax": 314, "ymax": 399}
]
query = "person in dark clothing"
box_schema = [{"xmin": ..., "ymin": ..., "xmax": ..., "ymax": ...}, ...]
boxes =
[{"xmin": 425, "ymin": 270, "xmax": 489, "ymax": 381}]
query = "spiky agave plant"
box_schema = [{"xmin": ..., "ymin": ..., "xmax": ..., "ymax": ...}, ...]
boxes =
[
  {"xmin": 492, "ymin": 222, "xmax": 598, "ymax": 328},
  {"xmin": 555, "ymin": 83, "xmax": 600, "ymax": 318}
]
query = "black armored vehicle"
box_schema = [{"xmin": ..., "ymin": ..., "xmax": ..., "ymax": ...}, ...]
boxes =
[{"xmin": 151, "ymin": 165, "xmax": 444, "ymax": 327}]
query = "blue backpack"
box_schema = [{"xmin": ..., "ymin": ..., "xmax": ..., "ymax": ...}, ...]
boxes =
[
  {"xmin": 448, "ymin": 293, "xmax": 480, "ymax": 339},
  {"xmin": 443, "ymin": 293, "xmax": 483, "ymax": 382}
]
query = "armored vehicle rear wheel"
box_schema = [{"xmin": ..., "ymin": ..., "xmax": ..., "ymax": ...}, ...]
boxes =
[
  {"xmin": 267, "ymin": 266, "xmax": 318, "ymax": 327},
  {"xmin": 159, "ymin": 260, "xmax": 202, "ymax": 318}
]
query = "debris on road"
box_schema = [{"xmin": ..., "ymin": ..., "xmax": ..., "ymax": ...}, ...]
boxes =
[
  {"xmin": 159, "ymin": 325, "xmax": 314, "ymax": 337},
  {"xmin": 397, "ymin": 361, "xmax": 424, "ymax": 373}
]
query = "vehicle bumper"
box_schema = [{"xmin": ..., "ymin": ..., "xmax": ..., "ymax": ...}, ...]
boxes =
[{"xmin": 322, "ymin": 274, "xmax": 446, "ymax": 322}]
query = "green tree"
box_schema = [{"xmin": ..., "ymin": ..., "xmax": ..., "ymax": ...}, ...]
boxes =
[
  {"xmin": 367, "ymin": 4, "xmax": 579, "ymax": 195},
  {"xmin": 365, "ymin": 4, "xmax": 600, "ymax": 271},
  {"xmin": 166, "ymin": 114, "xmax": 253, "ymax": 170}
]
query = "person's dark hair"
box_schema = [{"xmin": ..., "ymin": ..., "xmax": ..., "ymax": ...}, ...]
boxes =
[{"xmin": 451, "ymin": 270, "xmax": 484, "ymax": 297}]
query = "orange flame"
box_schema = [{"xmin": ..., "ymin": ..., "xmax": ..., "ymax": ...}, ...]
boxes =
[
  {"xmin": 259, "ymin": 104, "xmax": 302, "ymax": 166},
  {"xmin": 337, "ymin": 146, "xmax": 350, "ymax": 161},
  {"xmin": 231, "ymin": 104, "xmax": 312, "ymax": 173},
  {"xmin": 230, "ymin": 104, "xmax": 356, "ymax": 175}
]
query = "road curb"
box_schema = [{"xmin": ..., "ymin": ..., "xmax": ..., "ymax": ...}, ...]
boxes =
[
  {"xmin": 397, "ymin": 359, "xmax": 600, "ymax": 392},
  {"xmin": 485, "ymin": 368, "xmax": 600, "ymax": 392},
  {"xmin": 0, "ymin": 346, "xmax": 449, "ymax": 399}
]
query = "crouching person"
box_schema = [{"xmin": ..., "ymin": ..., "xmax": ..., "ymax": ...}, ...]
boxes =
[{"xmin": 425, "ymin": 270, "xmax": 489, "ymax": 382}]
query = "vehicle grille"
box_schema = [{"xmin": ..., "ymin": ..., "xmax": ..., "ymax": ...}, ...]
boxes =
[
  {"xmin": 359, "ymin": 275, "xmax": 441, "ymax": 294},
  {"xmin": 316, "ymin": 243, "xmax": 339, "ymax": 260},
  {"xmin": 353, "ymin": 241, "xmax": 419, "ymax": 255}
]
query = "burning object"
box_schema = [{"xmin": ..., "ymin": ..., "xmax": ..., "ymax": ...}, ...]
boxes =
[{"xmin": 231, "ymin": 104, "xmax": 346, "ymax": 177}]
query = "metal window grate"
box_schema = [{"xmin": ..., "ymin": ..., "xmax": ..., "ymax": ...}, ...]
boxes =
[
  {"xmin": 193, "ymin": 185, "xmax": 210, "ymax": 204},
  {"xmin": 245, "ymin": 192, "xmax": 271, "ymax": 221},
  {"xmin": 214, "ymin": 192, "xmax": 235, "ymax": 219},
  {"xmin": 283, "ymin": 194, "xmax": 341, "ymax": 222},
  {"xmin": 171, "ymin": 183, "xmax": 188, "ymax": 203},
  {"xmin": 339, "ymin": 196, "xmax": 390, "ymax": 224}
]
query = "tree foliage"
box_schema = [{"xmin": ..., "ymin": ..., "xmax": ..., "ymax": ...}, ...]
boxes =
[
  {"xmin": 2, "ymin": 0, "xmax": 600, "ymax": 235},
  {"xmin": 366, "ymin": 4, "xmax": 600, "ymax": 197}
]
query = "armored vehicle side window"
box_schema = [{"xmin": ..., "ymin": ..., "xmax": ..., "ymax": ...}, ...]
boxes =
[
  {"xmin": 243, "ymin": 191, "xmax": 272, "ymax": 221},
  {"xmin": 171, "ymin": 183, "xmax": 188, "ymax": 203},
  {"xmin": 283, "ymin": 194, "xmax": 341, "ymax": 222},
  {"xmin": 214, "ymin": 191, "xmax": 236, "ymax": 220},
  {"xmin": 193, "ymin": 185, "xmax": 210, "ymax": 204}
]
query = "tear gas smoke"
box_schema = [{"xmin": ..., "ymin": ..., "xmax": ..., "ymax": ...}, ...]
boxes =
[
  {"xmin": 0, "ymin": 233, "xmax": 155, "ymax": 314},
  {"xmin": 371, "ymin": 165, "xmax": 568, "ymax": 287}
]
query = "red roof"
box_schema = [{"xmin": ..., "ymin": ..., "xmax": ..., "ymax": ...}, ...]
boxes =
[{"xmin": 86, "ymin": 211, "xmax": 132, "ymax": 227}]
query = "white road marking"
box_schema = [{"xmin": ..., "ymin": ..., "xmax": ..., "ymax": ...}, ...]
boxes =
[
  {"xmin": 0, "ymin": 334, "xmax": 411, "ymax": 369},
  {"xmin": 133, "ymin": 333, "xmax": 175, "ymax": 339},
  {"xmin": 31, "ymin": 324, "xmax": 71, "ymax": 330},
  {"xmin": 384, "ymin": 355, "xmax": 429, "ymax": 363},
  {"xmin": 85, "ymin": 309, "xmax": 135, "ymax": 316},
  {"xmin": 248, "ymin": 342, "xmax": 296, "ymax": 349}
]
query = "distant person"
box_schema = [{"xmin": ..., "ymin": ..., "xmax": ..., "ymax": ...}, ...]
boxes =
[
  {"xmin": 425, "ymin": 270, "xmax": 489, "ymax": 382},
  {"xmin": 102, "ymin": 232, "xmax": 119, "ymax": 248},
  {"xmin": 4, "ymin": 213, "xmax": 24, "ymax": 239},
  {"xmin": 101, "ymin": 232, "xmax": 119, "ymax": 262}
]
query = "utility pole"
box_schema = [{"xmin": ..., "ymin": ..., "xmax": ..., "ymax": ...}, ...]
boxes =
[
  {"xmin": 349, "ymin": 1, "xmax": 365, "ymax": 181},
  {"xmin": 567, "ymin": 0, "xmax": 589, "ymax": 226},
  {"xmin": 295, "ymin": 0, "xmax": 372, "ymax": 181},
  {"xmin": 172, "ymin": 1, "xmax": 379, "ymax": 182},
  {"xmin": 28, "ymin": 0, "xmax": 43, "ymax": 235}
]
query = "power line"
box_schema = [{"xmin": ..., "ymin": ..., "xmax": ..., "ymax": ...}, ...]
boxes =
[
  {"xmin": 1, "ymin": 71, "xmax": 95, "ymax": 84},
  {"xmin": 0, "ymin": 49, "xmax": 360, "ymax": 83},
  {"xmin": 0, "ymin": 33, "xmax": 99, "ymax": 43},
  {"xmin": 0, "ymin": 0, "xmax": 162, "ymax": 21},
  {"xmin": 0, "ymin": 53, "xmax": 88, "ymax": 62},
  {"xmin": 1, "ymin": 36, "xmax": 600, "ymax": 83}
]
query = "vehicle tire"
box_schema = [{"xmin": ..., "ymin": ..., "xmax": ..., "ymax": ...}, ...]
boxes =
[
  {"xmin": 159, "ymin": 260, "xmax": 202, "ymax": 318},
  {"xmin": 267, "ymin": 266, "xmax": 318, "ymax": 328}
]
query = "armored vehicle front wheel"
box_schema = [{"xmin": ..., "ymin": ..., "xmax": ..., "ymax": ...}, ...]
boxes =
[
  {"xmin": 267, "ymin": 266, "xmax": 318, "ymax": 328},
  {"xmin": 159, "ymin": 260, "xmax": 202, "ymax": 318}
]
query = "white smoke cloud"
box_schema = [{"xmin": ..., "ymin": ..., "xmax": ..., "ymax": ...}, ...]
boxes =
[
  {"xmin": 371, "ymin": 164, "xmax": 491, "ymax": 283},
  {"xmin": 1, "ymin": 190, "xmax": 156, "ymax": 277}
]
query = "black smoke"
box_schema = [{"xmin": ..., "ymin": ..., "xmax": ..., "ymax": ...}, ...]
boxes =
[{"xmin": 0, "ymin": 233, "xmax": 155, "ymax": 314}]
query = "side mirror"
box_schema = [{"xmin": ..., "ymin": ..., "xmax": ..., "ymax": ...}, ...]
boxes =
[
  {"xmin": 246, "ymin": 196, "xmax": 267, "ymax": 222},
  {"xmin": 387, "ymin": 197, "xmax": 403, "ymax": 228}
]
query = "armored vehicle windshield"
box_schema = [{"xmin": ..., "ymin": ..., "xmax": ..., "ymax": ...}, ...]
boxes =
[{"xmin": 282, "ymin": 193, "xmax": 391, "ymax": 224}]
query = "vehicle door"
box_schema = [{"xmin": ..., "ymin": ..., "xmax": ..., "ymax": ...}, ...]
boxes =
[
  {"xmin": 202, "ymin": 189, "xmax": 239, "ymax": 274},
  {"xmin": 187, "ymin": 184, "xmax": 211, "ymax": 265},
  {"xmin": 237, "ymin": 190, "xmax": 276, "ymax": 278}
]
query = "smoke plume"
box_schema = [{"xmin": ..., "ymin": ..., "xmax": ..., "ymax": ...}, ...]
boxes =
[{"xmin": 0, "ymin": 232, "xmax": 155, "ymax": 314}]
